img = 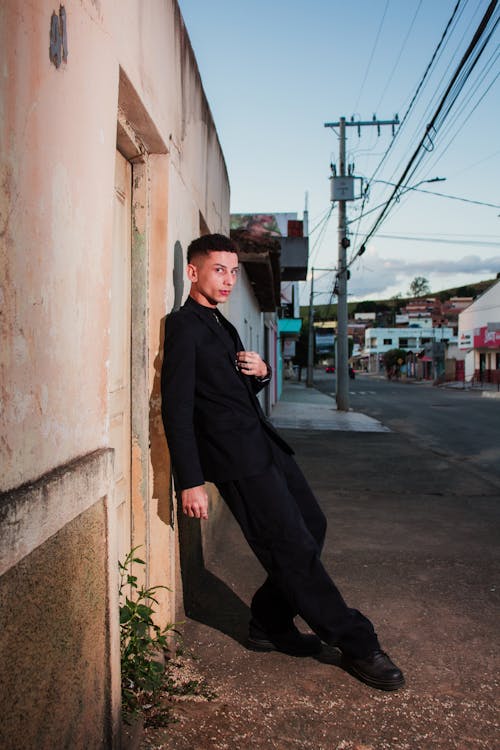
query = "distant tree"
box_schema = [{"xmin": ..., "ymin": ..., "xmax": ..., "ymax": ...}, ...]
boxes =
[
  {"xmin": 383, "ymin": 348, "xmax": 407, "ymax": 379},
  {"xmin": 354, "ymin": 300, "xmax": 377, "ymax": 313},
  {"xmin": 408, "ymin": 276, "xmax": 431, "ymax": 297},
  {"xmin": 456, "ymin": 285, "xmax": 475, "ymax": 297}
]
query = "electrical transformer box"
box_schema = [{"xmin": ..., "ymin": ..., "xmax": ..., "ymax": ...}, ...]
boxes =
[{"xmin": 330, "ymin": 176, "xmax": 355, "ymax": 201}]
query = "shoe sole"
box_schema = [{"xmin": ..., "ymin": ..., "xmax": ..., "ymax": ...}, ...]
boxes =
[
  {"xmin": 247, "ymin": 636, "xmax": 322, "ymax": 657},
  {"xmin": 247, "ymin": 636, "xmax": 276, "ymax": 652},
  {"xmin": 342, "ymin": 661, "xmax": 406, "ymax": 691}
]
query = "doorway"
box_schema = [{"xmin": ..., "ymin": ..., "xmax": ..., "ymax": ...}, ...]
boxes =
[{"xmin": 109, "ymin": 150, "xmax": 132, "ymax": 566}]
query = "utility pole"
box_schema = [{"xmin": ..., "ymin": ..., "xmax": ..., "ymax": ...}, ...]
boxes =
[
  {"xmin": 306, "ymin": 268, "xmax": 315, "ymax": 387},
  {"xmin": 306, "ymin": 266, "xmax": 336, "ymax": 388},
  {"xmin": 336, "ymin": 117, "xmax": 349, "ymax": 411},
  {"xmin": 324, "ymin": 114, "xmax": 399, "ymax": 411}
]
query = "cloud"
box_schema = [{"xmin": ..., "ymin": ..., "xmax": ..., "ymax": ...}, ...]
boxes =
[
  {"xmin": 300, "ymin": 249, "xmax": 500, "ymax": 305},
  {"xmin": 366, "ymin": 252, "xmax": 500, "ymax": 275},
  {"xmin": 347, "ymin": 250, "xmax": 500, "ymax": 298}
]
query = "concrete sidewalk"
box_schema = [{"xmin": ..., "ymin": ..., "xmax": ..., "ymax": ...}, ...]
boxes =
[
  {"xmin": 271, "ymin": 380, "xmax": 390, "ymax": 432},
  {"xmin": 139, "ymin": 385, "xmax": 500, "ymax": 750}
]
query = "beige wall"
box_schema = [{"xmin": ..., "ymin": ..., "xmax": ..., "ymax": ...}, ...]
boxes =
[
  {"xmin": 0, "ymin": 0, "xmax": 230, "ymax": 745},
  {"xmin": 0, "ymin": 0, "xmax": 229, "ymax": 491}
]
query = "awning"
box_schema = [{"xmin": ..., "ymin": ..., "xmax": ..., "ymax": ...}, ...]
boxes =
[{"xmin": 278, "ymin": 318, "xmax": 302, "ymax": 335}]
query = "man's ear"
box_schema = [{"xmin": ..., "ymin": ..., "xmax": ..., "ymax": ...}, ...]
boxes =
[{"xmin": 186, "ymin": 263, "xmax": 198, "ymax": 282}]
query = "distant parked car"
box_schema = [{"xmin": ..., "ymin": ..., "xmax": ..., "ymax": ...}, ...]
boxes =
[{"xmin": 325, "ymin": 365, "xmax": 335, "ymax": 373}]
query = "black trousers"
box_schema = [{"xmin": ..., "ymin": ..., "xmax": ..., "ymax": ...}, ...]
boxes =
[{"xmin": 216, "ymin": 440, "xmax": 380, "ymax": 658}]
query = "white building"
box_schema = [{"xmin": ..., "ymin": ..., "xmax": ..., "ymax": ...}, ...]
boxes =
[
  {"xmin": 365, "ymin": 325, "xmax": 456, "ymax": 373},
  {"xmin": 458, "ymin": 279, "xmax": 500, "ymax": 383}
]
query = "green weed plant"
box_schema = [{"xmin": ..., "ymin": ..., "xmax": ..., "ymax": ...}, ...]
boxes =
[{"xmin": 119, "ymin": 547, "xmax": 178, "ymax": 714}]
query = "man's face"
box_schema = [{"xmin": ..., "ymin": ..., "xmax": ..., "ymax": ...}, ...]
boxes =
[{"xmin": 187, "ymin": 251, "xmax": 239, "ymax": 307}]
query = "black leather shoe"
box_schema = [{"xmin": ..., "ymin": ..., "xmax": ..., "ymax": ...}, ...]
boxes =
[
  {"xmin": 247, "ymin": 619, "xmax": 322, "ymax": 657},
  {"xmin": 341, "ymin": 649, "xmax": 405, "ymax": 691}
]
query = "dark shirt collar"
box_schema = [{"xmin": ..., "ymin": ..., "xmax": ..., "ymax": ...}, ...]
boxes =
[{"xmin": 185, "ymin": 295, "xmax": 219, "ymax": 315}]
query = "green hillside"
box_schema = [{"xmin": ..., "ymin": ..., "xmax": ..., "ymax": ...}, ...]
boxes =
[{"xmin": 300, "ymin": 276, "xmax": 498, "ymax": 322}]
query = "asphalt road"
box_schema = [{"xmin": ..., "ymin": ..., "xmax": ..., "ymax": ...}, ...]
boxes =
[{"xmin": 314, "ymin": 370, "xmax": 500, "ymax": 483}]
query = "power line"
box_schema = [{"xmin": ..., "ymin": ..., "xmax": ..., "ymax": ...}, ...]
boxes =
[
  {"xmin": 348, "ymin": 183, "xmax": 500, "ymax": 228},
  {"xmin": 367, "ymin": 0, "xmax": 465, "ymax": 188},
  {"xmin": 396, "ymin": 0, "xmax": 472, "ymax": 174},
  {"xmin": 308, "ymin": 204, "xmax": 334, "ymax": 266},
  {"xmin": 353, "ymin": 0, "xmax": 390, "ymax": 113},
  {"xmin": 309, "ymin": 205, "xmax": 333, "ymax": 234},
  {"xmin": 375, "ymin": 0, "xmax": 424, "ymax": 112},
  {"xmin": 355, "ymin": 0, "xmax": 499, "ymax": 259},
  {"xmin": 394, "ymin": 13, "xmax": 499, "ymax": 193},
  {"xmin": 419, "ymin": 52, "xmax": 499, "ymax": 176},
  {"xmin": 373, "ymin": 232, "xmax": 499, "ymax": 247},
  {"xmin": 450, "ymin": 148, "xmax": 500, "ymax": 177}
]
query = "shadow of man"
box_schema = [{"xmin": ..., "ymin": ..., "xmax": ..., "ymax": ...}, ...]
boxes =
[{"xmin": 149, "ymin": 239, "xmax": 250, "ymax": 647}]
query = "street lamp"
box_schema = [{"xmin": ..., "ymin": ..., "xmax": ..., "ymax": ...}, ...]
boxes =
[{"xmin": 372, "ymin": 176, "xmax": 446, "ymax": 191}]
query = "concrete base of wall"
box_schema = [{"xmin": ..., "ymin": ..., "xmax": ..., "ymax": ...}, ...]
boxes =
[{"xmin": 0, "ymin": 450, "xmax": 118, "ymax": 750}]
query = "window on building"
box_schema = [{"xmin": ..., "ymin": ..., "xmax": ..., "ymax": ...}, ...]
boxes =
[
  {"xmin": 370, "ymin": 337, "xmax": 377, "ymax": 347},
  {"xmin": 399, "ymin": 338, "xmax": 408, "ymax": 347},
  {"xmin": 383, "ymin": 338, "xmax": 392, "ymax": 345}
]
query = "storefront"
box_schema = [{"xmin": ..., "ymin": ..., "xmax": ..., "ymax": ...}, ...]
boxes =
[{"xmin": 458, "ymin": 279, "xmax": 500, "ymax": 384}]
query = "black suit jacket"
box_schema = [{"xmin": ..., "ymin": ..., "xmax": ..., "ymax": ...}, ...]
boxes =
[{"xmin": 161, "ymin": 296, "xmax": 293, "ymax": 490}]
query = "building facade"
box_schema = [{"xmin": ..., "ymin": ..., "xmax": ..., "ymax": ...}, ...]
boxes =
[
  {"xmin": 364, "ymin": 325, "xmax": 456, "ymax": 376},
  {"xmin": 0, "ymin": 1, "xmax": 231, "ymax": 746},
  {"xmin": 458, "ymin": 279, "xmax": 500, "ymax": 383}
]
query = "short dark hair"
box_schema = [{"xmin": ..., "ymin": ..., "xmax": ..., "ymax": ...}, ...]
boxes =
[{"xmin": 187, "ymin": 233, "xmax": 239, "ymax": 263}]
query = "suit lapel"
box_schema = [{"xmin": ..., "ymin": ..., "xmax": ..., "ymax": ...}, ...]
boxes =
[
  {"xmin": 215, "ymin": 311, "xmax": 263, "ymax": 408},
  {"xmin": 184, "ymin": 297, "xmax": 241, "ymax": 381},
  {"xmin": 183, "ymin": 297, "xmax": 263, "ymax": 409},
  {"xmin": 185, "ymin": 297, "xmax": 235, "ymax": 351},
  {"xmin": 184, "ymin": 298, "xmax": 262, "ymax": 408}
]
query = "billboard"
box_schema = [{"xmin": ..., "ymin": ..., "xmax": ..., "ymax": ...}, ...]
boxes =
[{"xmin": 230, "ymin": 212, "xmax": 297, "ymax": 238}]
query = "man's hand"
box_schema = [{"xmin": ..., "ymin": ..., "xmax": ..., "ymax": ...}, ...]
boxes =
[
  {"xmin": 181, "ymin": 485, "xmax": 209, "ymax": 519},
  {"xmin": 236, "ymin": 351, "xmax": 268, "ymax": 378}
]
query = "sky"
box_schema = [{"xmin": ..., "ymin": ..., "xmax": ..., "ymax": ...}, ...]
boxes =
[{"xmin": 178, "ymin": 0, "xmax": 500, "ymax": 304}]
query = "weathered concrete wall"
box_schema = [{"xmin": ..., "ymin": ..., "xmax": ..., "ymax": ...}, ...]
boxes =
[
  {"xmin": 0, "ymin": 449, "xmax": 115, "ymax": 750},
  {"xmin": 0, "ymin": 1, "xmax": 229, "ymax": 490},
  {"xmin": 0, "ymin": 2, "xmax": 117, "ymax": 491},
  {"xmin": 0, "ymin": 503, "xmax": 109, "ymax": 750},
  {"xmin": 0, "ymin": 0, "xmax": 230, "ymax": 744}
]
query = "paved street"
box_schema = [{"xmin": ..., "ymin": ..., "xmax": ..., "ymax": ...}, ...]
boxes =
[
  {"xmin": 138, "ymin": 380, "xmax": 500, "ymax": 750},
  {"xmin": 314, "ymin": 370, "xmax": 500, "ymax": 480}
]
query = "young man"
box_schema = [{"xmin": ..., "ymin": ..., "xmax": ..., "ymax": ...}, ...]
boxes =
[{"xmin": 161, "ymin": 233, "xmax": 404, "ymax": 691}]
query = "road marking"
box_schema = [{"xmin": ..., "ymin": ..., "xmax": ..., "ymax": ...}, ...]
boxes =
[{"xmin": 328, "ymin": 391, "xmax": 377, "ymax": 396}]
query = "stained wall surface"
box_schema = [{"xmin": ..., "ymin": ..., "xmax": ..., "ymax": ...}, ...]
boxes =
[{"xmin": 0, "ymin": 1, "xmax": 230, "ymax": 745}]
